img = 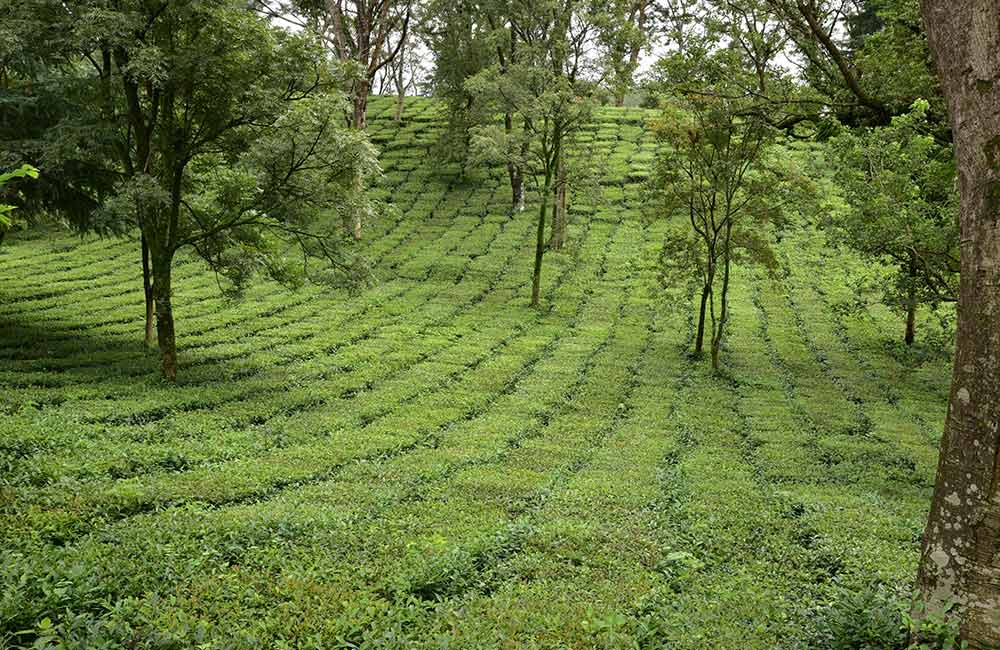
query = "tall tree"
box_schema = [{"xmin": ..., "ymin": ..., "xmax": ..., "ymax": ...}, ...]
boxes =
[
  {"xmin": 652, "ymin": 94, "xmax": 779, "ymax": 369},
  {"xmin": 915, "ymin": 0, "xmax": 1000, "ymax": 647},
  {"xmin": 322, "ymin": 0, "xmax": 414, "ymax": 130},
  {"xmin": 33, "ymin": 1, "xmax": 379, "ymax": 381},
  {"xmin": 322, "ymin": 0, "xmax": 412, "ymax": 240},
  {"xmin": 261, "ymin": 0, "xmax": 412, "ymax": 239},
  {"xmin": 466, "ymin": 0, "xmax": 596, "ymax": 306},
  {"xmin": 829, "ymin": 99, "xmax": 959, "ymax": 345},
  {"xmin": 590, "ymin": 0, "xmax": 657, "ymax": 106},
  {"xmin": 424, "ymin": 0, "xmax": 531, "ymax": 212}
]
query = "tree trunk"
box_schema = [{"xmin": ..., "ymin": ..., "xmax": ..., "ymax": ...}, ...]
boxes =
[
  {"xmin": 505, "ymin": 112, "xmax": 525, "ymax": 212},
  {"xmin": 695, "ymin": 280, "xmax": 710, "ymax": 355},
  {"xmin": 915, "ymin": 1, "xmax": 1000, "ymax": 646},
  {"xmin": 352, "ymin": 82, "xmax": 368, "ymax": 130},
  {"xmin": 141, "ymin": 233, "xmax": 155, "ymax": 349},
  {"xmin": 905, "ymin": 299, "xmax": 917, "ymax": 346},
  {"xmin": 905, "ymin": 252, "xmax": 919, "ymax": 346},
  {"xmin": 511, "ymin": 165, "xmax": 525, "ymax": 213},
  {"xmin": 711, "ymin": 230, "xmax": 732, "ymax": 371},
  {"xmin": 394, "ymin": 38, "xmax": 406, "ymax": 122},
  {"xmin": 151, "ymin": 253, "xmax": 177, "ymax": 382},
  {"xmin": 531, "ymin": 171, "xmax": 553, "ymax": 307},
  {"xmin": 348, "ymin": 83, "xmax": 369, "ymax": 240},
  {"xmin": 549, "ymin": 155, "xmax": 568, "ymax": 249},
  {"xmin": 395, "ymin": 90, "xmax": 405, "ymax": 122}
]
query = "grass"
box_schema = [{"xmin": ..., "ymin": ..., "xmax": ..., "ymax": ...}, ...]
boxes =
[{"xmin": 0, "ymin": 96, "xmax": 952, "ymax": 649}]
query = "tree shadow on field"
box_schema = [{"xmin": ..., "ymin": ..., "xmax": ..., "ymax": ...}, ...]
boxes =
[{"xmin": 0, "ymin": 312, "xmax": 160, "ymax": 380}]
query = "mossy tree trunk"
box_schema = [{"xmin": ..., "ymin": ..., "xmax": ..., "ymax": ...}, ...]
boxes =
[{"xmin": 916, "ymin": 1, "xmax": 1000, "ymax": 646}]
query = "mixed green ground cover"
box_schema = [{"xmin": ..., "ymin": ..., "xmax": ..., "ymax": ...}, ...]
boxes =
[{"xmin": 0, "ymin": 98, "xmax": 952, "ymax": 649}]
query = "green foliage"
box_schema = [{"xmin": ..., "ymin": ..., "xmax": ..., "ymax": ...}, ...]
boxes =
[
  {"xmin": 649, "ymin": 54, "xmax": 808, "ymax": 367},
  {"xmin": 827, "ymin": 99, "xmax": 959, "ymax": 342},
  {"xmin": 0, "ymin": 98, "xmax": 952, "ymax": 649},
  {"xmin": 589, "ymin": 0, "xmax": 657, "ymax": 105},
  {"xmin": 16, "ymin": 0, "xmax": 383, "ymax": 377},
  {"xmin": 810, "ymin": 587, "xmax": 968, "ymax": 650},
  {"xmin": 0, "ymin": 164, "xmax": 38, "ymax": 236}
]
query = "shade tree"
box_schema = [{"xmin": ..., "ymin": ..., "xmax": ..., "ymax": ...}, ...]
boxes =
[
  {"xmin": 31, "ymin": 1, "xmax": 381, "ymax": 381},
  {"xmin": 465, "ymin": 0, "xmax": 598, "ymax": 307},
  {"xmin": 651, "ymin": 93, "xmax": 783, "ymax": 369},
  {"xmin": 828, "ymin": 99, "xmax": 959, "ymax": 346}
]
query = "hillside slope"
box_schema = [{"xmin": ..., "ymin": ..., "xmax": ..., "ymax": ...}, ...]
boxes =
[{"xmin": 0, "ymin": 97, "xmax": 951, "ymax": 649}]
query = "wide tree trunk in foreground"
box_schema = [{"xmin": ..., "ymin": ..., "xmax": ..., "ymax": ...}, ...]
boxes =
[{"xmin": 916, "ymin": 1, "xmax": 1000, "ymax": 646}]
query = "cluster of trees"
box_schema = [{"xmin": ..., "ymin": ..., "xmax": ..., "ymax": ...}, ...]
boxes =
[
  {"xmin": 3, "ymin": 0, "xmax": 1000, "ymax": 644},
  {"xmin": 418, "ymin": 0, "xmax": 1000, "ymax": 644},
  {"xmin": 1, "ymin": 1, "xmax": 392, "ymax": 380}
]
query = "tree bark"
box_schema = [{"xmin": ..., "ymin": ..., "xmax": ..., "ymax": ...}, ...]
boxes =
[
  {"xmin": 348, "ymin": 82, "xmax": 369, "ymax": 240},
  {"xmin": 505, "ymin": 112, "xmax": 526, "ymax": 212},
  {"xmin": 141, "ymin": 233, "xmax": 155, "ymax": 349},
  {"xmin": 353, "ymin": 80, "xmax": 369, "ymax": 131},
  {"xmin": 151, "ymin": 253, "xmax": 177, "ymax": 382},
  {"xmin": 905, "ymin": 253, "xmax": 918, "ymax": 346},
  {"xmin": 915, "ymin": 1, "xmax": 1000, "ymax": 646},
  {"xmin": 711, "ymin": 227, "xmax": 732, "ymax": 371},
  {"xmin": 531, "ymin": 171, "xmax": 553, "ymax": 307},
  {"xmin": 549, "ymin": 155, "xmax": 568, "ymax": 249},
  {"xmin": 905, "ymin": 299, "xmax": 917, "ymax": 346},
  {"xmin": 695, "ymin": 279, "xmax": 711, "ymax": 355}
]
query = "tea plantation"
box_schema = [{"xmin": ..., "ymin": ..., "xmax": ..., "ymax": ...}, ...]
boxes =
[{"xmin": 0, "ymin": 98, "xmax": 951, "ymax": 648}]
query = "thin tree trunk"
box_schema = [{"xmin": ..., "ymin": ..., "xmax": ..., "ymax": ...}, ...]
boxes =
[
  {"xmin": 905, "ymin": 254, "xmax": 918, "ymax": 346},
  {"xmin": 141, "ymin": 233, "xmax": 155, "ymax": 349},
  {"xmin": 711, "ymin": 227, "xmax": 732, "ymax": 371},
  {"xmin": 531, "ymin": 171, "xmax": 553, "ymax": 307},
  {"xmin": 395, "ymin": 90, "xmax": 405, "ymax": 122},
  {"xmin": 504, "ymin": 112, "xmax": 526, "ymax": 212},
  {"xmin": 350, "ymin": 83, "xmax": 368, "ymax": 240},
  {"xmin": 915, "ymin": 1, "xmax": 1000, "ymax": 646},
  {"xmin": 695, "ymin": 280, "xmax": 711, "ymax": 355},
  {"xmin": 549, "ymin": 154, "xmax": 568, "ymax": 249},
  {"xmin": 151, "ymin": 254, "xmax": 177, "ymax": 382},
  {"xmin": 394, "ymin": 37, "xmax": 406, "ymax": 122}
]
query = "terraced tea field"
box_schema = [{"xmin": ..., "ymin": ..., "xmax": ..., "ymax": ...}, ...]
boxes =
[{"xmin": 0, "ymin": 97, "xmax": 951, "ymax": 649}]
